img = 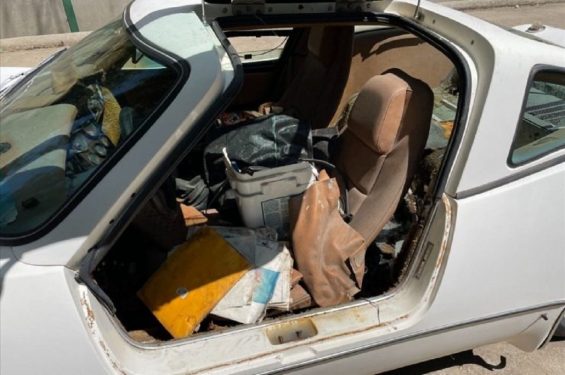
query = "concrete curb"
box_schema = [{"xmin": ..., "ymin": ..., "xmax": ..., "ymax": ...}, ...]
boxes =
[
  {"xmin": 440, "ymin": 0, "xmax": 565, "ymax": 11},
  {"xmin": 0, "ymin": 32, "xmax": 90, "ymax": 52}
]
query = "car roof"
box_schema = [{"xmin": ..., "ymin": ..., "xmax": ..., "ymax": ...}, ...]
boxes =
[
  {"xmin": 512, "ymin": 24, "xmax": 565, "ymax": 49},
  {"xmin": 128, "ymin": 0, "xmax": 396, "ymax": 25}
]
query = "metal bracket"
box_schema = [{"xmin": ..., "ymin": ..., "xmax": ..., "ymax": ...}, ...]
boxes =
[{"xmin": 231, "ymin": 0, "xmax": 266, "ymax": 16}]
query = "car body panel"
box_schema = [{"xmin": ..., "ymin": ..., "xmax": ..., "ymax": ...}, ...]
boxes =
[
  {"xmin": 1, "ymin": 0, "xmax": 564, "ymax": 374},
  {"xmin": 454, "ymin": 46, "xmax": 565, "ymax": 197},
  {"xmin": 0, "ymin": 256, "xmax": 110, "ymax": 374},
  {"xmin": 512, "ymin": 24, "xmax": 565, "ymax": 48}
]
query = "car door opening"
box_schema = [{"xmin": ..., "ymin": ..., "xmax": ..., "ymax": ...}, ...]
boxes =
[{"xmin": 88, "ymin": 20, "xmax": 463, "ymax": 344}]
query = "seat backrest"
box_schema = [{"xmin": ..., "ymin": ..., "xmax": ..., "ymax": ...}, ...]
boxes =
[
  {"xmin": 336, "ymin": 69, "xmax": 433, "ymax": 243},
  {"xmin": 277, "ymin": 25, "xmax": 353, "ymax": 129}
]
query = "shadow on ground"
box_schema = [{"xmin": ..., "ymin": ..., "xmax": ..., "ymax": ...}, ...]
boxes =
[
  {"xmin": 380, "ymin": 350, "xmax": 507, "ymax": 374},
  {"xmin": 381, "ymin": 337, "xmax": 565, "ymax": 375}
]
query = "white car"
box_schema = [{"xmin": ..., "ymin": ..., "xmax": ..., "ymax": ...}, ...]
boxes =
[{"xmin": 1, "ymin": 0, "xmax": 564, "ymax": 374}]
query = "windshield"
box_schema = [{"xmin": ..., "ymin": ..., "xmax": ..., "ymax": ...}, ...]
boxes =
[{"xmin": 0, "ymin": 20, "xmax": 180, "ymax": 236}]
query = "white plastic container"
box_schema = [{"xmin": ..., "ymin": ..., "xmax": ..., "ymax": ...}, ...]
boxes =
[{"xmin": 223, "ymin": 149, "xmax": 313, "ymax": 237}]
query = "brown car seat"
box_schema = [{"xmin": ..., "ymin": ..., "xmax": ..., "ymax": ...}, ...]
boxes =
[
  {"xmin": 336, "ymin": 69, "xmax": 434, "ymax": 243},
  {"xmin": 276, "ymin": 25, "xmax": 354, "ymax": 129}
]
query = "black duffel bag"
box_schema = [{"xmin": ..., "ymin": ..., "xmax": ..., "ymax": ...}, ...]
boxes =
[{"xmin": 203, "ymin": 114, "xmax": 313, "ymax": 190}]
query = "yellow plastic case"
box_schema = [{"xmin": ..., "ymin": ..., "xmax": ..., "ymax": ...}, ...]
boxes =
[{"xmin": 138, "ymin": 227, "xmax": 250, "ymax": 338}]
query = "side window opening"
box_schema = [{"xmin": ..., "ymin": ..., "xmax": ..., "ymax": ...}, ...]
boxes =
[
  {"xmin": 510, "ymin": 69, "xmax": 565, "ymax": 165},
  {"xmin": 88, "ymin": 22, "xmax": 462, "ymax": 344},
  {"xmin": 223, "ymin": 28, "xmax": 297, "ymax": 110},
  {"xmin": 227, "ymin": 28, "xmax": 291, "ymax": 63}
]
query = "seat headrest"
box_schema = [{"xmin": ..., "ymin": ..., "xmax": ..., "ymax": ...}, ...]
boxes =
[{"xmin": 348, "ymin": 71, "xmax": 432, "ymax": 155}]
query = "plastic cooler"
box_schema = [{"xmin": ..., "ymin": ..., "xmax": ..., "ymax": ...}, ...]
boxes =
[{"xmin": 223, "ymin": 149, "xmax": 313, "ymax": 237}]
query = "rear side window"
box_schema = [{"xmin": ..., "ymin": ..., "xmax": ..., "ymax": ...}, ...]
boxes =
[
  {"xmin": 510, "ymin": 69, "xmax": 565, "ymax": 165},
  {"xmin": 227, "ymin": 29, "xmax": 290, "ymax": 64}
]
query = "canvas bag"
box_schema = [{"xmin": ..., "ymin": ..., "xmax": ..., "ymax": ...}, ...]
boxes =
[{"xmin": 290, "ymin": 170, "xmax": 366, "ymax": 307}]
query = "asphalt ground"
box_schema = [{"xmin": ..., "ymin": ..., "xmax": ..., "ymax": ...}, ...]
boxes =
[
  {"xmin": 1, "ymin": 2, "xmax": 564, "ymax": 374},
  {"xmin": 466, "ymin": 2, "xmax": 565, "ymax": 28}
]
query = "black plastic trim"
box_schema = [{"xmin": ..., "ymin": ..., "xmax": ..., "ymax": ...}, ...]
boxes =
[
  {"xmin": 225, "ymin": 29, "xmax": 292, "ymax": 38},
  {"xmin": 0, "ymin": 5, "xmax": 190, "ymax": 245},
  {"xmin": 238, "ymin": 57, "xmax": 282, "ymax": 72},
  {"xmin": 217, "ymin": 12, "xmax": 368, "ymax": 28}
]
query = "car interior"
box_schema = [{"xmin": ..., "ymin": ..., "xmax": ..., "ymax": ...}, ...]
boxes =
[{"xmin": 91, "ymin": 20, "xmax": 462, "ymax": 343}]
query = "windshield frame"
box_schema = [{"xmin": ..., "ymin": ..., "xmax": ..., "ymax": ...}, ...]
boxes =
[{"xmin": 0, "ymin": 17, "xmax": 190, "ymax": 245}]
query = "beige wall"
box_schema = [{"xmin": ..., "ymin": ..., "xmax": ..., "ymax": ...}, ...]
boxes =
[{"xmin": 1, "ymin": 0, "xmax": 130, "ymax": 38}]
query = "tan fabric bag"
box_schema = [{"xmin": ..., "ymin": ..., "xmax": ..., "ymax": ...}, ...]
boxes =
[{"xmin": 290, "ymin": 170, "xmax": 366, "ymax": 307}]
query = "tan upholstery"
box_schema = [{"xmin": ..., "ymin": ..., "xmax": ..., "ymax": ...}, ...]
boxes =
[
  {"xmin": 277, "ymin": 26, "xmax": 353, "ymax": 129},
  {"xmin": 290, "ymin": 170, "xmax": 366, "ymax": 307},
  {"xmin": 331, "ymin": 28, "xmax": 452, "ymax": 125},
  {"xmin": 336, "ymin": 70, "xmax": 433, "ymax": 243}
]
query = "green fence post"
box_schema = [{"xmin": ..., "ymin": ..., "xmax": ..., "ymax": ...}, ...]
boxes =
[{"xmin": 62, "ymin": 0, "xmax": 79, "ymax": 32}]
